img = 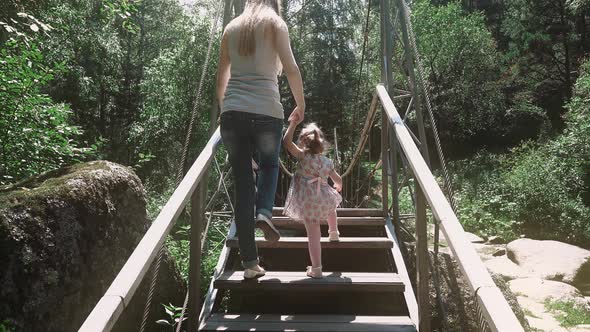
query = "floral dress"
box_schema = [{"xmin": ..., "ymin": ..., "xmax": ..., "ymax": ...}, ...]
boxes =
[{"xmin": 283, "ymin": 153, "xmax": 342, "ymax": 224}]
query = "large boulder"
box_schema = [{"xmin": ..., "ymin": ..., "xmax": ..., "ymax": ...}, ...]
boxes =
[
  {"xmin": 0, "ymin": 161, "xmax": 185, "ymax": 332},
  {"xmin": 510, "ymin": 278, "xmax": 590, "ymax": 332},
  {"xmin": 508, "ymin": 278, "xmax": 586, "ymax": 304},
  {"xmin": 507, "ymin": 238, "xmax": 590, "ymax": 287},
  {"xmin": 485, "ymin": 256, "xmax": 529, "ymax": 281}
]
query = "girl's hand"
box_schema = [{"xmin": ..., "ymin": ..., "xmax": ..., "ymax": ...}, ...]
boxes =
[{"xmin": 334, "ymin": 181, "xmax": 342, "ymax": 193}]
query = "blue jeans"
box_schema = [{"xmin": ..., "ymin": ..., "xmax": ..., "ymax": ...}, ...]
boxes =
[{"xmin": 220, "ymin": 111, "xmax": 283, "ymax": 268}]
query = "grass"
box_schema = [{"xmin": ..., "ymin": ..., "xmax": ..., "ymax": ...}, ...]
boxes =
[
  {"xmin": 544, "ymin": 299, "xmax": 590, "ymax": 327},
  {"xmin": 522, "ymin": 308, "xmax": 540, "ymax": 319}
]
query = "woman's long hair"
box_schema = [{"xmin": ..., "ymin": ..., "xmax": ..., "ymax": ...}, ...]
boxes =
[{"xmin": 236, "ymin": 0, "xmax": 283, "ymax": 72}]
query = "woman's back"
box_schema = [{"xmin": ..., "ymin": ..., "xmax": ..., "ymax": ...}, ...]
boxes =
[{"xmin": 222, "ymin": 10, "xmax": 285, "ymax": 118}]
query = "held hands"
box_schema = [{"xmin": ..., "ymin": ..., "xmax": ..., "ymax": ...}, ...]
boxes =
[
  {"xmin": 288, "ymin": 105, "xmax": 305, "ymax": 125},
  {"xmin": 334, "ymin": 180, "xmax": 342, "ymax": 193}
]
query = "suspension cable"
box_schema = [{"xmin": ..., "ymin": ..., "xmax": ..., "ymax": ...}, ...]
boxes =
[
  {"xmin": 140, "ymin": 2, "xmax": 226, "ymax": 332},
  {"xmin": 400, "ymin": 0, "xmax": 457, "ymax": 213}
]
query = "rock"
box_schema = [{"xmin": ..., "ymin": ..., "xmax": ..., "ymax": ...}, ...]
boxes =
[
  {"xmin": 465, "ymin": 231, "xmax": 485, "ymax": 243},
  {"xmin": 473, "ymin": 243, "xmax": 506, "ymax": 262},
  {"xmin": 415, "ymin": 248, "xmax": 530, "ymax": 331},
  {"xmin": 507, "ymin": 238, "xmax": 590, "ymax": 286},
  {"xmin": 570, "ymin": 325, "xmax": 590, "ymax": 332},
  {"xmin": 0, "ymin": 161, "xmax": 185, "ymax": 332},
  {"xmin": 487, "ymin": 235, "xmax": 505, "ymax": 244},
  {"xmin": 509, "ymin": 278, "xmax": 585, "ymax": 304},
  {"xmin": 485, "ymin": 257, "xmax": 528, "ymax": 281},
  {"xmin": 516, "ymin": 296, "xmax": 569, "ymax": 332},
  {"xmin": 493, "ymin": 248, "xmax": 506, "ymax": 257}
]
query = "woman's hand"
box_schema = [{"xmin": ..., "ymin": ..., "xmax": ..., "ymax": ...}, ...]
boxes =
[{"xmin": 288, "ymin": 105, "xmax": 305, "ymax": 124}]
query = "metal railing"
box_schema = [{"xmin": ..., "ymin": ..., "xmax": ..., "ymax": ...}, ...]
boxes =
[
  {"xmin": 377, "ymin": 84, "xmax": 524, "ymax": 332},
  {"xmin": 79, "ymin": 128, "xmax": 222, "ymax": 332}
]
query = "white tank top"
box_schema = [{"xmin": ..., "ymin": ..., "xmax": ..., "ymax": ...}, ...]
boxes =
[{"xmin": 221, "ymin": 20, "xmax": 284, "ymax": 119}]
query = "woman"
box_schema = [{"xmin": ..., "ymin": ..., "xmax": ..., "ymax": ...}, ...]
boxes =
[{"xmin": 216, "ymin": 0, "xmax": 305, "ymax": 279}]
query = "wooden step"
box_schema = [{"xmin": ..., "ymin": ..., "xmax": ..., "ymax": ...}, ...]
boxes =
[
  {"xmin": 271, "ymin": 216, "xmax": 385, "ymax": 227},
  {"xmin": 226, "ymin": 237, "xmax": 393, "ymax": 249},
  {"xmin": 200, "ymin": 314, "xmax": 416, "ymax": 331},
  {"xmin": 214, "ymin": 271, "xmax": 404, "ymax": 292},
  {"xmin": 273, "ymin": 207, "xmax": 383, "ymax": 217}
]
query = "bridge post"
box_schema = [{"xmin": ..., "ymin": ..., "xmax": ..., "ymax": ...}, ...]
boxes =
[
  {"xmin": 187, "ymin": 184, "xmax": 204, "ymax": 332},
  {"xmin": 380, "ymin": 0, "xmax": 394, "ymax": 217},
  {"xmin": 393, "ymin": 2, "xmax": 432, "ymax": 330}
]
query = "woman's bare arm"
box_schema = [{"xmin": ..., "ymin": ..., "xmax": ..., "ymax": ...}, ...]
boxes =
[
  {"xmin": 275, "ymin": 22, "xmax": 305, "ymax": 121},
  {"xmin": 216, "ymin": 30, "xmax": 231, "ymax": 108}
]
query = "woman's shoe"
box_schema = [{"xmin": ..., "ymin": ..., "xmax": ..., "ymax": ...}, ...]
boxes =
[
  {"xmin": 328, "ymin": 230, "xmax": 340, "ymax": 242},
  {"xmin": 255, "ymin": 213, "xmax": 281, "ymax": 242},
  {"xmin": 244, "ymin": 265, "xmax": 266, "ymax": 279},
  {"xmin": 306, "ymin": 266, "xmax": 323, "ymax": 279}
]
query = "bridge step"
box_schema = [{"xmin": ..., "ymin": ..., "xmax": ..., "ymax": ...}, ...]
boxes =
[
  {"xmin": 271, "ymin": 216, "xmax": 385, "ymax": 227},
  {"xmin": 200, "ymin": 314, "xmax": 416, "ymax": 332},
  {"xmin": 226, "ymin": 237, "xmax": 393, "ymax": 249},
  {"xmin": 273, "ymin": 207, "xmax": 383, "ymax": 217},
  {"xmin": 214, "ymin": 271, "xmax": 404, "ymax": 292}
]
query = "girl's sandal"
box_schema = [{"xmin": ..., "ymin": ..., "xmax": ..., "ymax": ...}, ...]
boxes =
[
  {"xmin": 328, "ymin": 230, "xmax": 340, "ymax": 242},
  {"xmin": 306, "ymin": 266, "xmax": 323, "ymax": 279}
]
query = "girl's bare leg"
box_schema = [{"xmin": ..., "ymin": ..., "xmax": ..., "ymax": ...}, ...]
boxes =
[
  {"xmin": 304, "ymin": 223, "xmax": 322, "ymax": 268},
  {"xmin": 327, "ymin": 209, "xmax": 338, "ymax": 233}
]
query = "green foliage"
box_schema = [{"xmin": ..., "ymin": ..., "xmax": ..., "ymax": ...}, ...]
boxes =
[
  {"xmin": 101, "ymin": 0, "xmax": 141, "ymax": 33},
  {"xmin": 155, "ymin": 303, "xmax": 186, "ymax": 331},
  {"xmin": 0, "ymin": 38, "xmax": 95, "ymax": 184},
  {"xmin": 411, "ymin": 0, "xmax": 506, "ymax": 144},
  {"xmin": 450, "ymin": 59, "xmax": 590, "ymax": 245},
  {"xmin": 544, "ymin": 299, "xmax": 590, "ymax": 327},
  {"xmin": 0, "ymin": 320, "xmax": 15, "ymax": 332}
]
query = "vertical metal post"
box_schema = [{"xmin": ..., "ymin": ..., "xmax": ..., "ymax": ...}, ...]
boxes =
[
  {"xmin": 415, "ymin": 185, "xmax": 430, "ymax": 331},
  {"xmin": 395, "ymin": 0, "xmax": 430, "ymax": 164},
  {"xmin": 234, "ymin": 0, "xmax": 245, "ymax": 15},
  {"xmin": 380, "ymin": 0, "xmax": 395, "ymax": 92},
  {"xmin": 190, "ymin": 3, "xmax": 234, "ymax": 329},
  {"xmin": 394, "ymin": 1, "xmax": 432, "ymax": 329},
  {"xmin": 381, "ymin": 112, "xmax": 389, "ymax": 217},
  {"xmin": 380, "ymin": 0, "xmax": 394, "ymax": 217},
  {"xmin": 187, "ymin": 184, "xmax": 204, "ymax": 332}
]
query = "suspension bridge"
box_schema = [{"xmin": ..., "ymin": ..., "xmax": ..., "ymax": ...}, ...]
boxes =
[{"xmin": 79, "ymin": 0, "xmax": 525, "ymax": 331}]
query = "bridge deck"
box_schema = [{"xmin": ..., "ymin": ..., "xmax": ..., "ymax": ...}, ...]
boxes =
[{"xmin": 199, "ymin": 208, "xmax": 417, "ymax": 332}]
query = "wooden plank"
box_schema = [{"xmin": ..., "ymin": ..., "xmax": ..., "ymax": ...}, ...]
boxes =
[
  {"xmin": 200, "ymin": 314, "xmax": 416, "ymax": 332},
  {"xmin": 271, "ymin": 216, "xmax": 385, "ymax": 227},
  {"xmin": 415, "ymin": 187, "xmax": 430, "ymax": 332},
  {"xmin": 385, "ymin": 217, "xmax": 420, "ymax": 329},
  {"xmin": 214, "ymin": 271, "xmax": 404, "ymax": 292},
  {"xmin": 79, "ymin": 128, "xmax": 222, "ymax": 332},
  {"xmin": 78, "ymin": 296, "xmax": 124, "ymax": 332},
  {"xmin": 273, "ymin": 207, "xmax": 383, "ymax": 217},
  {"xmin": 199, "ymin": 223, "xmax": 237, "ymax": 324},
  {"xmin": 377, "ymin": 84, "xmax": 524, "ymax": 331},
  {"xmin": 188, "ymin": 184, "xmax": 205, "ymax": 332},
  {"xmin": 226, "ymin": 237, "xmax": 393, "ymax": 249}
]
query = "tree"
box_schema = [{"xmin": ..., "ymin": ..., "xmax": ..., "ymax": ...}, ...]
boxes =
[{"xmin": 411, "ymin": 0, "xmax": 507, "ymax": 148}]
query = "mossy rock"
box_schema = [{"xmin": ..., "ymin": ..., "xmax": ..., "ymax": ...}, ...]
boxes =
[{"xmin": 0, "ymin": 161, "xmax": 185, "ymax": 332}]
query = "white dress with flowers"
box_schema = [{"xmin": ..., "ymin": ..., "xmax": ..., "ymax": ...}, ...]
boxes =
[{"xmin": 283, "ymin": 154, "xmax": 342, "ymax": 224}]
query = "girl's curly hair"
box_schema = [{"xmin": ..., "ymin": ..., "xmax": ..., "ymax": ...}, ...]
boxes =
[{"xmin": 297, "ymin": 123, "xmax": 330, "ymax": 155}]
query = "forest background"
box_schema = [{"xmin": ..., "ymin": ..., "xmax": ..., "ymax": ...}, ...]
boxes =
[{"xmin": 1, "ymin": 0, "xmax": 590, "ymax": 318}]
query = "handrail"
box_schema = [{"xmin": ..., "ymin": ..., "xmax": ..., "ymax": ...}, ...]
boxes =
[
  {"xmin": 376, "ymin": 84, "xmax": 524, "ymax": 332},
  {"xmin": 79, "ymin": 127, "xmax": 222, "ymax": 332}
]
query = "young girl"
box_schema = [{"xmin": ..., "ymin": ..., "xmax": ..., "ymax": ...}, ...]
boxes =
[{"xmin": 283, "ymin": 119, "xmax": 343, "ymax": 279}]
